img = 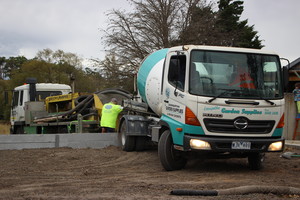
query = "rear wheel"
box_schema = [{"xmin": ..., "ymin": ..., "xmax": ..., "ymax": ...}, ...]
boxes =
[
  {"xmin": 248, "ymin": 152, "xmax": 265, "ymax": 170},
  {"xmin": 119, "ymin": 120, "xmax": 136, "ymax": 151},
  {"xmin": 158, "ymin": 130, "xmax": 187, "ymax": 171},
  {"xmin": 135, "ymin": 136, "xmax": 148, "ymax": 151}
]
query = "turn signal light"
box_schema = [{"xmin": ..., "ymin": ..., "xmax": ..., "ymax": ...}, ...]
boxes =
[
  {"xmin": 176, "ymin": 128, "xmax": 183, "ymax": 132},
  {"xmin": 276, "ymin": 114, "xmax": 284, "ymax": 128},
  {"xmin": 185, "ymin": 107, "xmax": 201, "ymax": 126}
]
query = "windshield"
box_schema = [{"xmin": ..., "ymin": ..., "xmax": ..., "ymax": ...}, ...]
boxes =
[{"xmin": 189, "ymin": 50, "xmax": 283, "ymax": 99}]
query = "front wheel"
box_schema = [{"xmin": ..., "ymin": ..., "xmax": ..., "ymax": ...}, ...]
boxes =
[
  {"xmin": 118, "ymin": 120, "xmax": 136, "ymax": 152},
  {"xmin": 158, "ymin": 130, "xmax": 187, "ymax": 171},
  {"xmin": 248, "ymin": 152, "xmax": 265, "ymax": 170}
]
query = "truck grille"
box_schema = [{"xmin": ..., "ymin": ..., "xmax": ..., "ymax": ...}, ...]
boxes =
[{"xmin": 203, "ymin": 118, "xmax": 275, "ymax": 134}]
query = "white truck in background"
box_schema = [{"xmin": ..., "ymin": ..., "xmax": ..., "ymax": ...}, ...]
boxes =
[
  {"xmin": 10, "ymin": 78, "xmax": 131, "ymax": 135},
  {"xmin": 10, "ymin": 78, "xmax": 72, "ymax": 134},
  {"xmin": 118, "ymin": 45, "xmax": 288, "ymax": 171}
]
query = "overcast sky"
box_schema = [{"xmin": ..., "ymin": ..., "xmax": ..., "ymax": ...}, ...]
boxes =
[{"xmin": 0, "ymin": 0, "xmax": 299, "ymax": 65}]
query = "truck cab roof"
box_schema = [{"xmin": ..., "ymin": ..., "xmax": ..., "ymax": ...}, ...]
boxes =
[
  {"xmin": 14, "ymin": 83, "xmax": 71, "ymax": 91},
  {"xmin": 169, "ymin": 45, "xmax": 278, "ymax": 56}
]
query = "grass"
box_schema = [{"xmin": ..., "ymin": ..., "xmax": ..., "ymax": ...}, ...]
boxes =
[{"xmin": 0, "ymin": 122, "xmax": 10, "ymax": 134}]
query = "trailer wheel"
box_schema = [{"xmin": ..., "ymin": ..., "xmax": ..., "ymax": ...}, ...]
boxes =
[
  {"xmin": 158, "ymin": 130, "xmax": 187, "ymax": 171},
  {"xmin": 248, "ymin": 152, "xmax": 265, "ymax": 170},
  {"xmin": 119, "ymin": 120, "xmax": 136, "ymax": 152}
]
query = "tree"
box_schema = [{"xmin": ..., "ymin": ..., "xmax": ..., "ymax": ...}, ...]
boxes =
[
  {"xmin": 216, "ymin": 0, "xmax": 263, "ymax": 48},
  {"xmin": 0, "ymin": 56, "xmax": 28, "ymax": 80},
  {"xmin": 103, "ymin": 0, "xmax": 263, "ymax": 70},
  {"xmin": 177, "ymin": 1, "xmax": 219, "ymax": 45},
  {"xmin": 103, "ymin": 0, "xmax": 202, "ymax": 68},
  {"xmin": 0, "ymin": 49, "xmax": 111, "ymax": 121},
  {"xmin": 0, "ymin": 56, "xmax": 28, "ymax": 120},
  {"xmin": 0, "ymin": 79, "xmax": 12, "ymax": 120},
  {"xmin": 0, "ymin": 57, "xmax": 5, "ymax": 80},
  {"xmin": 36, "ymin": 48, "xmax": 83, "ymax": 68},
  {"xmin": 10, "ymin": 60, "xmax": 65, "ymax": 86},
  {"xmin": 93, "ymin": 54, "xmax": 135, "ymax": 92},
  {"xmin": 83, "ymin": 67, "xmax": 106, "ymax": 92},
  {"xmin": 7, "ymin": 49, "xmax": 105, "ymax": 93}
]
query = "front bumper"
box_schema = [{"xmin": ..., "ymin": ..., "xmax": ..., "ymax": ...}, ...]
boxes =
[{"xmin": 183, "ymin": 135, "xmax": 284, "ymax": 153}]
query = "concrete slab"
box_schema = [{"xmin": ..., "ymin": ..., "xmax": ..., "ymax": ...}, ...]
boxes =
[
  {"xmin": 285, "ymin": 140, "xmax": 300, "ymax": 150},
  {"xmin": 0, "ymin": 133, "xmax": 120, "ymax": 150},
  {"xmin": 0, "ymin": 134, "xmax": 56, "ymax": 150},
  {"xmin": 58, "ymin": 133, "xmax": 120, "ymax": 149}
]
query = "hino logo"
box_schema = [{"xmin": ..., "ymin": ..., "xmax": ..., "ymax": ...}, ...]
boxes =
[{"xmin": 234, "ymin": 118, "xmax": 248, "ymax": 129}]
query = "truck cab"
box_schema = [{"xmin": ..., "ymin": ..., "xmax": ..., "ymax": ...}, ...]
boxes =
[
  {"xmin": 10, "ymin": 80, "xmax": 71, "ymax": 134},
  {"xmin": 159, "ymin": 45, "xmax": 285, "ymax": 170}
]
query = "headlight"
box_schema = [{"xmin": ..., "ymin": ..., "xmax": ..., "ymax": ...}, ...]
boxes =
[
  {"xmin": 268, "ymin": 141, "xmax": 283, "ymax": 151},
  {"xmin": 190, "ymin": 139, "xmax": 211, "ymax": 150}
]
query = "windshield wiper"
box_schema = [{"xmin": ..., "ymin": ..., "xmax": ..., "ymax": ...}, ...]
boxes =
[
  {"xmin": 250, "ymin": 90, "xmax": 276, "ymax": 105},
  {"xmin": 207, "ymin": 89, "xmax": 276, "ymax": 105},
  {"xmin": 258, "ymin": 96, "xmax": 275, "ymax": 105},
  {"xmin": 207, "ymin": 89, "xmax": 238, "ymax": 103}
]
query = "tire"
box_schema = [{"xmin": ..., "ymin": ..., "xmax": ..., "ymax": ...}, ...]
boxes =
[
  {"xmin": 248, "ymin": 152, "xmax": 265, "ymax": 170},
  {"xmin": 135, "ymin": 137, "xmax": 147, "ymax": 151},
  {"xmin": 119, "ymin": 120, "xmax": 136, "ymax": 152},
  {"xmin": 158, "ymin": 130, "xmax": 187, "ymax": 171}
]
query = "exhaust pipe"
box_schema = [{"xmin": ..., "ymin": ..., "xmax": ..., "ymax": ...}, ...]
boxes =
[{"xmin": 26, "ymin": 77, "xmax": 37, "ymax": 101}]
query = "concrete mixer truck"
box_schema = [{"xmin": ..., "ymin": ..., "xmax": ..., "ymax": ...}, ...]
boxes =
[{"xmin": 118, "ymin": 45, "xmax": 288, "ymax": 171}]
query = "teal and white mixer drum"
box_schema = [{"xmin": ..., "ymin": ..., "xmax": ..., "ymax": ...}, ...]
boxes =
[{"xmin": 137, "ymin": 48, "xmax": 168, "ymax": 116}]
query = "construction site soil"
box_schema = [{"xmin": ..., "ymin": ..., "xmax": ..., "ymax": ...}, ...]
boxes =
[{"xmin": 1, "ymin": 145, "xmax": 300, "ymax": 200}]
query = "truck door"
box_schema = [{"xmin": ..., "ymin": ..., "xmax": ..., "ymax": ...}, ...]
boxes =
[
  {"xmin": 11, "ymin": 90, "xmax": 25, "ymax": 123},
  {"xmin": 161, "ymin": 52, "xmax": 188, "ymax": 145}
]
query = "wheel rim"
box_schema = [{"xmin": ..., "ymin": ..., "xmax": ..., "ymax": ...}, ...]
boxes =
[{"xmin": 121, "ymin": 122, "xmax": 126, "ymax": 146}]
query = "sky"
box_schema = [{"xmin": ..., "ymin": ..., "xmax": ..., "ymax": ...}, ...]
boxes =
[{"xmin": 0, "ymin": 0, "xmax": 299, "ymax": 66}]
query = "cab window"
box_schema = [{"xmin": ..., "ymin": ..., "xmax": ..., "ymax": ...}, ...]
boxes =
[
  {"xmin": 36, "ymin": 91, "xmax": 62, "ymax": 101},
  {"xmin": 168, "ymin": 55, "xmax": 186, "ymax": 90},
  {"xmin": 12, "ymin": 91, "xmax": 19, "ymax": 107}
]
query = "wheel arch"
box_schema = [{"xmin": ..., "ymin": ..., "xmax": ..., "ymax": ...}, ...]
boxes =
[
  {"xmin": 118, "ymin": 116, "xmax": 126, "ymax": 133},
  {"xmin": 118, "ymin": 115, "xmax": 149, "ymax": 136},
  {"xmin": 159, "ymin": 119, "xmax": 171, "ymax": 139}
]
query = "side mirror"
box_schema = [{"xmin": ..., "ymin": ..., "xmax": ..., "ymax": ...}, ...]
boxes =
[
  {"xmin": 280, "ymin": 58, "xmax": 290, "ymax": 92},
  {"xmin": 282, "ymin": 66, "xmax": 289, "ymax": 92}
]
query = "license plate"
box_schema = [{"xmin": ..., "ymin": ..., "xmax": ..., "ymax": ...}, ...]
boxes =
[{"xmin": 231, "ymin": 141, "xmax": 251, "ymax": 150}]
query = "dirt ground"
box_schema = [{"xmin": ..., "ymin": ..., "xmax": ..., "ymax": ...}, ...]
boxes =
[{"xmin": 1, "ymin": 146, "xmax": 300, "ymax": 200}]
